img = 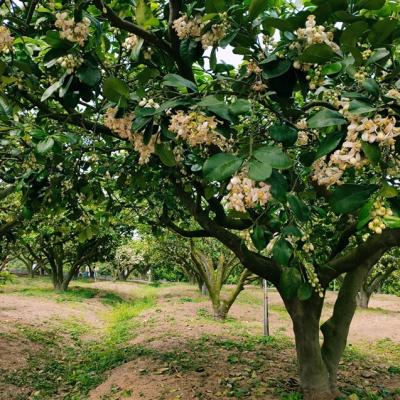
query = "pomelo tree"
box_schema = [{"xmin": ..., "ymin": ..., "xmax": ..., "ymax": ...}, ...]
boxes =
[{"xmin": 2, "ymin": 0, "xmax": 400, "ymax": 397}]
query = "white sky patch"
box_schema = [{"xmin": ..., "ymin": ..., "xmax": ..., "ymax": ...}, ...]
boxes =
[{"xmin": 203, "ymin": 45, "xmax": 243, "ymax": 70}]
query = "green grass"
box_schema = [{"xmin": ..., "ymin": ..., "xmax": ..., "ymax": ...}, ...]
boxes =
[{"xmin": 3, "ymin": 290, "xmax": 156, "ymax": 399}]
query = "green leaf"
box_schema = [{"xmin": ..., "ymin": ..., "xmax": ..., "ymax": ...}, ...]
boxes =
[
  {"xmin": 287, "ymin": 194, "xmax": 310, "ymax": 222},
  {"xmin": 41, "ymin": 77, "xmax": 65, "ymax": 102},
  {"xmin": 203, "ymin": 153, "xmax": 243, "ymax": 181},
  {"xmin": 348, "ymin": 100, "xmax": 376, "ymax": 115},
  {"xmin": 155, "ymin": 143, "xmax": 176, "ymax": 167},
  {"xmin": 103, "ymin": 77, "xmax": 129, "ymax": 103},
  {"xmin": 251, "ymin": 225, "xmax": 267, "ymax": 251},
  {"xmin": 307, "ymin": 108, "xmax": 347, "ymax": 129},
  {"xmin": 297, "ymin": 282, "xmax": 313, "ymax": 301},
  {"xmin": 262, "ymin": 59, "xmax": 291, "ymax": 79},
  {"xmin": 76, "ymin": 65, "xmax": 102, "ymax": 87},
  {"xmin": 315, "ymin": 131, "xmax": 345, "ymax": 159},
  {"xmin": 270, "ymin": 123, "xmax": 298, "ymax": 147},
  {"xmin": 380, "ymin": 182, "xmax": 398, "ymax": 198},
  {"xmin": 340, "ymin": 21, "xmax": 369, "ymax": 49},
  {"xmin": 37, "ymin": 137, "xmax": 54, "ymax": 154},
  {"xmin": 163, "ymin": 73, "xmax": 197, "ymax": 91},
  {"xmin": 299, "ymin": 44, "xmax": 337, "ymax": 64},
  {"xmin": 205, "ymin": 0, "xmax": 225, "ymax": 13},
  {"xmin": 321, "ymin": 62, "xmax": 343, "ymax": 76},
  {"xmin": 282, "ymin": 225, "xmax": 303, "ymax": 237},
  {"xmin": 249, "ymin": 0, "xmax": 269, "ymax": 20},
  {"xmin": 266, "ymin": 171, "xmax": 288, "ymax": 202},
  {"xmin": 361, "ymin": 141, "xmax": 381, "ymax": 164},
  {"xmin": 198, "ymin": 96, "xmax": 232, "ymax": 121},
  {"xmin": 229, "ymin": 99, "xmax": 251, "ymax": 115},
  {"xmin": 136, "ymin": 0, "xmax": 159, "ymax": 28},
  {"xmin": 357, "ymin": 199, "xmax": 374, "ymax": 229},
  {"xmin": 383, "ymin": 215, "xmax": 400, "ymax": 229},
  {"xmin": 253, "ymin": 146, "xmax": 293, "ymax": 169},
  {"xmin": 0, "ymin": 60, "xmax": 6, "ymax": 77},
  {"xmin": 280, "ymin": 267, "xmax": 302, "ymax": 299},
  {"xmin": 329, "ymin": 184, "xmax": 377, "ymax": 214},
  {"xmin": 366, "ymin": 48, "xmax": 390, "ymax": 66},
  {"xmin": 355, "ymin": 0, "xmax": 385, "ymax": 10},
  {"xmin": 362, "ymin": 78, "xmax": 379, "ymax": 96},
  {"xmin": 273, "ymin": 239, "xmax": 293, "ymax": 266},
  {"xmin": 180, "ymin": 39, "xmax": 200, "ymax": 64},
  {"xmin": 248, "ymin": 158, "xmax": 272, "ymax": 181}
]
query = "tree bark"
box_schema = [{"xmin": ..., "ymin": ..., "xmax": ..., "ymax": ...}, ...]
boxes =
[
  {"xmin": 356, "ymin": 286, "xmax": 371, "ymax": 308},
  {"xmin": 285, "ymin": 296, "xmax": 338, "ymax": 400}
]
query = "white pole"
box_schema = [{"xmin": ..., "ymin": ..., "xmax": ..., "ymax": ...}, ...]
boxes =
[{"xmin": 263, "ymin": 279, "xmax": 270, "ymax": 336}]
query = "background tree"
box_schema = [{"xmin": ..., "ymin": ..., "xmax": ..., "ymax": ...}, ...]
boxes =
[
  {"xmin": 357, "ymin": 249, "xmax": 400, "ymax": 308},
  {"xmin": 113, "ymin": 239, "xmax": 150, "ymax": 281},
  {"xmin": 3, "ymin": 0, "xmax": 400, "ymax": 398},
  {"xmin": 190, "ymin": 238, "xmax": 253, "ymax": 319}
]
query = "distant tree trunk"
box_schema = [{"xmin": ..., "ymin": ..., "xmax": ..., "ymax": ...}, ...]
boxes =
[
  {"xmin": 190, "ymin": 241, "xmax": 252, "ymax": 320},
  {"xmin": 88, "ymin": 265, "xmax": 95, "ymax": 278},
  {"xmin": 356, "ymin": 286, "xmax": 371, "ymax": 308},
  {"xmin": 356, "ymin": 263, "xmax": 397, "ymax": 309}
]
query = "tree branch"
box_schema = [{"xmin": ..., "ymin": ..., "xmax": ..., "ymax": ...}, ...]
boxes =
[
  {"xmin": 161, "ymin": 208, "xmax": 213, "ymax": 238},
  {"xmin": 20, "ymin": 90, "xmax": 124, "ymax": 141},
  {"xmin": 176, "ymin": 185, "xmax": 281, "ymax": 285},
  {"xmin": 92, "ymin": 0, "xmax": 173, "ymax": 56},
  {"xmin": 322, "ymin": 228, "xmax": 400, "ymax": 285}
]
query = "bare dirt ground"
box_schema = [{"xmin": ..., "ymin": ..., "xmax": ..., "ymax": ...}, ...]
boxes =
[{"xmin": 0, "ymin": 279, "xmax": 399, "ymax": 400}]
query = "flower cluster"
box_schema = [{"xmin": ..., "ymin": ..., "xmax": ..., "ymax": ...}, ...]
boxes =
[
  {"xmin": 312, "ymin": 115, "xmax": 400, "ymax": 187},
  {"xmin": 304, "ymin": 262, "xmax": 324, "ymax": 298},
  {"xmin": 305, "ymin": 65, "xmax": 324, "ymax": 90},
  {"xmin": 57, "ymin": 54, "xmax": 83, "ymax": 74},
  {"xmin": 295, "ymin": 15, "xmax": 339, "ymax": 51},
  {"xmin": 168, "ymin": 111, "xmax": 228, "ymax": 149},
  {"xmin": 0, "ymin": 26, "xmax": 13, "ymax": 53},
  {"xmin": 296, "ymin": 118, "xmax": 309, "ymax": 146},
  {"xmin": 200, "ymin": 22, "xmax": 228, "ymax": 49},
  {"xmin": 138, "ymin": 98, "xmax": 160, "ymax": 109},
  {"xmin": 292, "ymin": 15, "xmax": 339, "ymax": 71},
  {"xmin": 122, "ymin": 35, "xmax": 139, "ymax": 51},
  {"xmin": 386, "ymin": 89, "xmax": 400, "ymax": 99},
  {"xmin": 354, "ymin": 116, "xmax": 400, "ymax": 146},
  {"xmin": 104, "ymin": 108, "xmax": 158, "ymax": 164},
  {"xmin": 132, "ymin": 133, "xmax": 158, "ymax": 165},
  {"xmin": 368, "ymin": 199, "xmax": 393, "ymax": 234},
  {"xmin": 251, "ymin": 81, "xmax": 268, "ymax": 92},
  {"xmin": 224, "ymin": 172, "xmax": 271, "ymax": 212},
  {"xmin": 173, "ymin": 15, "xmax": 203, "ymax": 40},
  {"xmin": 247, "ymin": 60, "xmax": 262, "ymax": 75},
  {"xmin": 104, "ymin": 108, "xmax": 134, "ymax": 140},
  {"xmin": 55, "ymin": 13, "xmax": 90, "ymax": 46},
  {"xmin": 172, "ymin": 15, "xmax": 228, "ymax": 49},
  {"xmin": 311, "ymin": 158, "xmax": 345, "ymax": 187}
]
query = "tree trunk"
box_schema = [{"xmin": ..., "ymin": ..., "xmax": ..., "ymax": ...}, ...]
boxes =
[
  {"xmin": 356, "ymin": 286, "xmax": 371, "ymax": 308},
  {"xmin": 286, "ymin": 297, "xmax": 338, "ymax": 400},
  {"xmin": 117, "ymin": 271, "xmax": 128, "ymax": 281},
  {"xmin": 212, "ymin": 302, "xmax": 228, "ymax": 320}
]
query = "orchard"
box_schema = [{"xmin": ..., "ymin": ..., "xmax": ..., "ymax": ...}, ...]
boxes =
[{"xmin": 1, "ymin": 0, "xmax": 400, "ymax": 399}]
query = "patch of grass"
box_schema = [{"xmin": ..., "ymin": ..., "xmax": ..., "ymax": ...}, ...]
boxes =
[
  {"xmin": 4, "ymin": 295, "xmax": 156, "ymax": 399},
  {"xmin": 280, "ymin": 393, "xmax": 302, "ymax": 400},
  {"xmin": 342, "ymin": 344, "xmax": 368, "ymax": 363},
  {"xmin": 98, "ymin": 291, "xmax": 125, "ymax": 306},
  {"xmin": 18, "ymin": 326, "xmax": 59, "ymax": 346},
  {"xmin": 18, "ymin": 286, "xmax": 99, "ymax": 302}
]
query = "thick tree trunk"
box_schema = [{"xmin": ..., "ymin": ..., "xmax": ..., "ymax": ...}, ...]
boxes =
[
  {"xmin": 356, "ymin": 286, "xmax": 371, "ymax": 308},
  {"xmin": 286, "ymin": 297, "xmax": 338, "ymax": 400},
  {"xmin": 212, "ymin": 302, "xmax": 228, "ymax": 320}
]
